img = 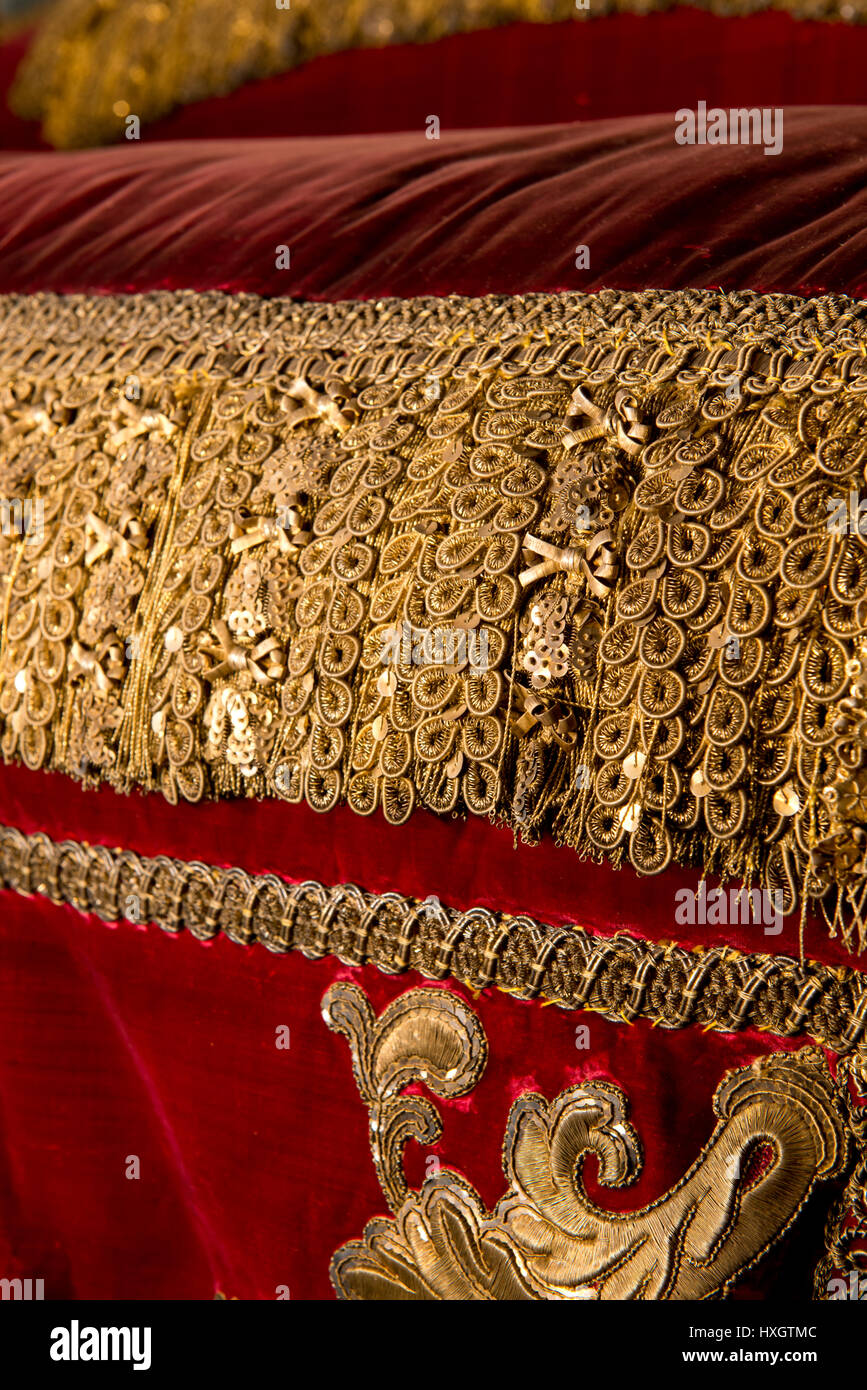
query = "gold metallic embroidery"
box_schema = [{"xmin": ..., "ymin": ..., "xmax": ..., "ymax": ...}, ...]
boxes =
[
  {"xmin": 322, "ymin": 985, "xmax": 487, "ymax": 1211},
  {"xmin": 2, "ymin": 821, "xmax": 867, "ymax": 1060},
  {"xmin": 325, "ymin": 983, "xmax": 852, "ymax": 1300},
  {"xmin": 12, "ymin": 0, "xmax": 867, "ymax": 148},
  {"xmin": 4, "ymin": 289, "xmax": 867, "ymax": 943}
]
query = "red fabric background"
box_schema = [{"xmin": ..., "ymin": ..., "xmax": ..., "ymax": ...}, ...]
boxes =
[
  {"xmin": 3, "ymin": 11, "xmax": 867, "ymax": 150},
  {"xmin": 0, "ymin": 762, "xmax": 855, "ymax": 970},
  {"xmin": 0, "ymin": 889, "xmax": 835, "ymax": 1300},
  {"xmin": 0, "ymin": 110, "xmax": 865, "ymax": 300}
]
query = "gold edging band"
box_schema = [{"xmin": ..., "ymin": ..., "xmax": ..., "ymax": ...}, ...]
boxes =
[{"xmin": 2, "ymin": 822, "xmax": 867, "ymax": 1058}]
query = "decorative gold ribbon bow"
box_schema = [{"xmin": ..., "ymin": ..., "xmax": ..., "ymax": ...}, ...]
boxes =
[
  {"xmin": 511, "ymin": 686, "xmax": 577, "ymax": 749},
  {"xmin": 229, "ymin": 505, "xmax": 304, "ymax": 556},
  {"xmin": 563, "ymin": 386, "xmax": 651, "ymax": 457},
  {"xmin": 106, "ymin": 398, "xmax": 177, "ymax": 452},
  {"xmin": 520, "ymin": 531, "xmax": 617, "ymax": 600},
  {"xmin": 283, "ymin": 377, "xmax": 351, "ymax": 433},
  {"xmin": 85, "ymin": 510, "xmax": 148, "ymax": 567},
  {"xmin": 198, "ymin": 620, "xmax": 285, "ymax": 684},
  {"xmin": 581, "ymin": 530, "xmax": 618, "ymax": 600},
  {"xmin": 519, "ymin": 535, "xmax": 583, "ymax": 588},
  {"xmin": 68, "ymin": 633, "xmax": 125, "ymax": 692}
]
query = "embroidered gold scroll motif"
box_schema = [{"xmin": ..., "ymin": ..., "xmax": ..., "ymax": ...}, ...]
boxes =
[
  {"xmin": 325, "ymin": 983, "xmax": 851, "ymax": 1300},
  {"xmin": 3, "ymin": 822, "xmax": 867, "ymax": 1058},
  {"xmin": 3, "ymin": 290, "xmax": 867, "ymax": 942},
  {"xmin": 322, "ymin": 985, "xmax": 488, "ymax": 1211},
  {"xmin": 12, "ymin": 0, "xmax": 867, "ymax": 148}
]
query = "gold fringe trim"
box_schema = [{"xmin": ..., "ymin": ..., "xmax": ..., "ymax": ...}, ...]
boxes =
[
  {"xmin": 3, "ymin": 821, "xmax": 867, "ymax": 1061},
  {"xmin": 11, "ymin": 0, "xmax": 867, "ymax": 148},
  {"xmin": 4, "ymin": 289, "xmax": 867, "ymax": 945}
]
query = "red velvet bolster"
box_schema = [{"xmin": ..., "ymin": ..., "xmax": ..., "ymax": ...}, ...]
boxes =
[
  {"xmin": 0, "ymin": 761, "xmax": 853, "ymax": 970},
  {"xmin": 0, "ymin": 110, "xmax": 864, "ymax": 299}
]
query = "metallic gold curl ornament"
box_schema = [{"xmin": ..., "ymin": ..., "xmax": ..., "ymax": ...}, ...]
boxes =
[
  {"xmin": 519, "ymin": 534, "xmax": 582, "ymax": 587},
  {"xmin": 104, "ymin": 402, "xmax": 177, "ymax": 454},
  {"xmin": 322, "ymin": 982, "xmax": 488, "ymax": 1213}
]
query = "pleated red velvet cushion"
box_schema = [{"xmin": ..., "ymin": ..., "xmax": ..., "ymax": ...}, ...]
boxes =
[{"xmin": 0, "ymin": 109, "xmax": 865, "ymax": 299}]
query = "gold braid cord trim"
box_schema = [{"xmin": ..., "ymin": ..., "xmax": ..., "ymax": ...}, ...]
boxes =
[
  {"xmin": 4, "ymin": 289, "xmax": 867, "ymax": 944},
  {"xmin": 11, "ymin": 0, "xmax": 867, "ymax": 148},
  {"xmin": 3, "ymin": 822, "xmax": 867, "ymax": 1066},
  {"xmin": 323, "ymin": 982, "xmax": 863, "ymax": 1299}
]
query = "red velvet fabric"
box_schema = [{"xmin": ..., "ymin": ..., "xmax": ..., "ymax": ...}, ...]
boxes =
[
  {"xmin": 0, "ymin": 31, "xmax": 44, "ymax": 151},
  {"xmin": 0, "ymin": 762, "xmax": 854, "ymax": 970},
  {"xmin": 0, "ymin": 110, "xmax": 865, "ymax": 300},
  {"xmin": 0, "ymin": 890, "xmax": 835, "ymax": 1300},
  {"xmin": 3, "ymin": 11, "xmax": 867, "ymax": 150}
]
